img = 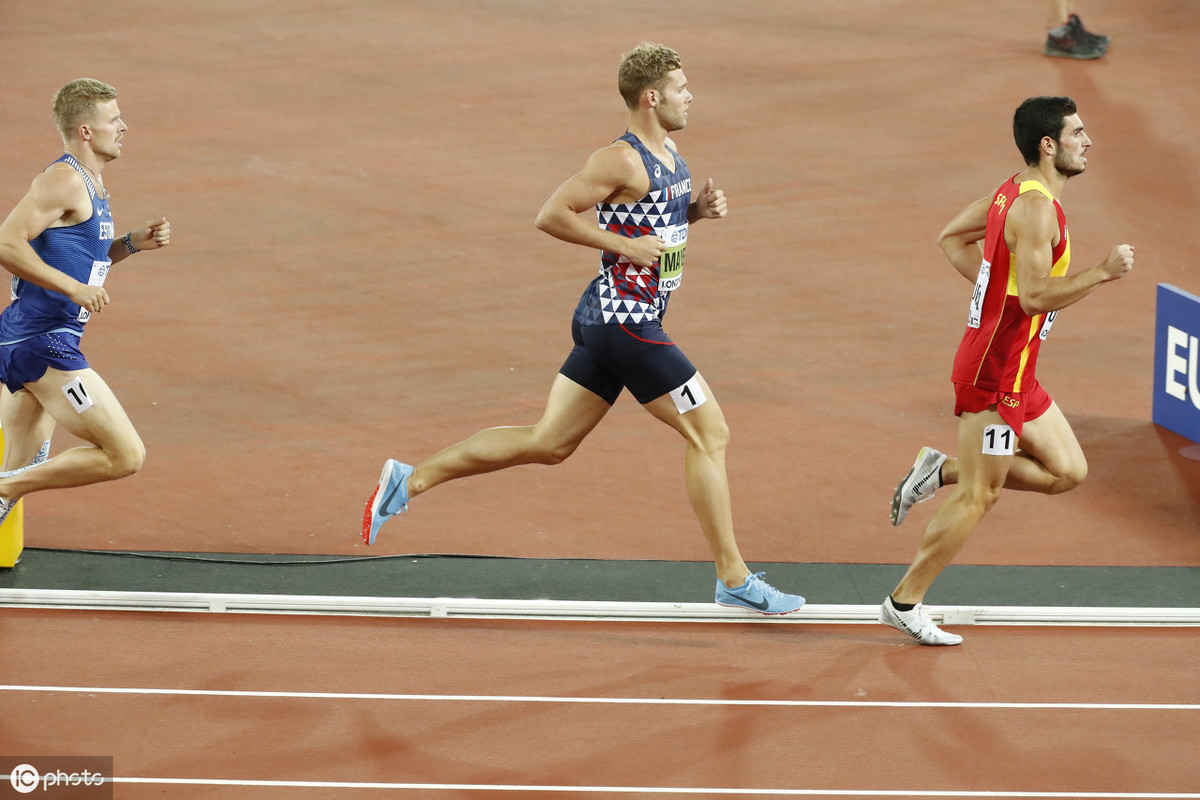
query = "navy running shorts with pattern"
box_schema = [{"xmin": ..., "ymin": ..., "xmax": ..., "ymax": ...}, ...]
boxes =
[
  {"xmin": 559, "ymin": 317, "xmax": 697, "ymax": 405},
  {"xmin": 0, "ymin": 331, "xmax": 89, "ymax": 393}
]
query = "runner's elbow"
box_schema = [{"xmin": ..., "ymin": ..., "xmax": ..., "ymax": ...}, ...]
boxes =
[
  {"xmin": 1019, "ymin": 294, "xmax": 1053, "ymax": 316},
  {"xmin": 935, "ymin": 231, "xmax": 955, "ymax": 254},
  {"xmin": 534, "ymin": 204, "xmax": 563, "ymax": 234}
]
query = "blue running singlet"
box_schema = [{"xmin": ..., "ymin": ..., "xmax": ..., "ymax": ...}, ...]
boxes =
[{"xmin": 0, "ymin": 153, "xmax": 115, "ymax": 346}]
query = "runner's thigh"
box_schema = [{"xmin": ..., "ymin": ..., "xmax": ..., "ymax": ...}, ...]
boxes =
[
  {"xmin": 643, "ymin": 372, "xmax": 728, "ymax": 449},
  {"xmin": 1015, "ymin": 401, "xmax": 1086, "ymax": 476},
  {"xmin": 23, "ymin": 368, "xmax": 141, "ymax": 451},
  {"xmin": 956, "ymin": 408, "xmax": 1015, "ymax": 494}
]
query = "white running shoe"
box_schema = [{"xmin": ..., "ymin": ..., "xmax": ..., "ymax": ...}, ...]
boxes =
[
  {"xmin": 0, "ymin": 442, "xmax": 42, "ymax": 528},
  {"xmin": 890, "ymin": 446, "xmax": 946, "ymax": 526},
  {"xmin": 880, "ymin": 596, "xmax": 963, "ymax": 646},
  {"xmin": 0, "ymin": 440, "xmax": 52, "ymax": 479}
]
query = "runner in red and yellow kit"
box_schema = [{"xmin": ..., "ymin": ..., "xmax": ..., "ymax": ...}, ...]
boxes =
[
  {"xmin": 951, "ymin": 174, "xmax": 1068, "ymax": 437},
  {"xmin": 882, "ymin": 96, "xmax": 1134, "ymax": 645}
]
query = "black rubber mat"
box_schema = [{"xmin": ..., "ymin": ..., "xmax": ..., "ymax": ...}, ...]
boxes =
[{"xmin": 2, "ymin": 548, "xmax": 1197, "ymax": 608}]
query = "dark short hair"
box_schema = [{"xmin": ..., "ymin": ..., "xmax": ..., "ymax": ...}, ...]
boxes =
[{"xmin": 1013, "ymin": 96, "xmax": 1077, "ymax": 166}]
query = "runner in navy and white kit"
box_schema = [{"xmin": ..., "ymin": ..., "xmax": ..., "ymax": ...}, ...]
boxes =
[
  {"xmin": 364, "ymin": 43, "xmax": 805, "ymax": 614},
  {"xmin": 0, "ymin": 78, "xmax": 171, "ymax": 528}
]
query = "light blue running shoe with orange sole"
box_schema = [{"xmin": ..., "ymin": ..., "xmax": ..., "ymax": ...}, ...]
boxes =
[
  {"xmin": 362, "ymin": 459, "xmax": 415, "ymax": 545},
  {"xmin": 715, "ymin": 572, "xmax": 805, "ymax": 615}
]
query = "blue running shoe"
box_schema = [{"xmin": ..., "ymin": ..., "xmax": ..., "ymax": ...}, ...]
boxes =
[
  {"xmin": 362, "ymin": 459, "xmax": 414, "ymax": 545},
  {"xmin": 715, "ymin": 572, "xmax": 805, "ymax": 615}
]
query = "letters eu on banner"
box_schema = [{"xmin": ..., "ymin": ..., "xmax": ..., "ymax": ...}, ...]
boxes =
[{"xmin": 1153, "ymin": 283, "xmax": 1200, "ymax": 444}]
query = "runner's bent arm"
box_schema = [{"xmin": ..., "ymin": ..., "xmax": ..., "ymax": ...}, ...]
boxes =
[
  {"xmin": 658, "ymin": 134, "xmax": 727, "ymax": 225},
  {"xmin": 937, "ymin": 196, "xmax": 990, "ymax": 282},
  {"xmin": 1008, "ymin": 192, "xmax": 1133, "ymax": 315},
  {"xmin": 0, "ymin": 168, "xmax": 110, "ymax": 312},
  {"xmin": 687, "ymin": 177, "xmax": 727, "ymax": 223},
  {"xmin": 535, "ymin": 144, "xmax": 665, "ymax": 269},
  {"xmin": 107, "ymin": 217, "xmax": 172, "ymax": 264}
]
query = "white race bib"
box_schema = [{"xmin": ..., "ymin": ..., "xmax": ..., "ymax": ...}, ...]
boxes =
[
  {"xmin": 76, "ymin": 259, "xmax": 111, "ymax": 323},
  {"xmin": 669, "ymin": 374, "xmax": 707, "ymax": 415},
  {"xmin": 981, "ymin": 424, "xmax": 1015, "ymax": 456},
  {"xmin": 967, "ymin": 260, "xmax": 990, "ymax": 329},
  {"xmin": 657, "ymin": 224, "xmax": 687, "ymax": 293},
  {"xmin": 62, "ymin": 376, "xmax": 95, "ymax": 414},
  {"xmin": 1038, "ymin": 310, "xmax": 1058, "ymax": 341}
]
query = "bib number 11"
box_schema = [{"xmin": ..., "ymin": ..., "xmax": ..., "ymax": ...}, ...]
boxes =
[{"xmin": 981, "ymin": 424, "xmax": 1015, "ymax": 456}]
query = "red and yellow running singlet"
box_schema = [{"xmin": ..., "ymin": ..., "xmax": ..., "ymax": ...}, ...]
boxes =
[{"xmin": 951, "ymin": 176, "xmax": 1070, "ymax": 393}]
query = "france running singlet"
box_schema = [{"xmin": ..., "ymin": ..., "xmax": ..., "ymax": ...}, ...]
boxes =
[
  {"xmin": 0, "ymin": 154, "xmax": 115, "ymax": 344},
  {"xmin": 574, "ymin": 132, "xmax": 692, "ymax": 326},
  {"xmin": 952, "ymin": 175, "xmax": 1071, "ymax": 393}
]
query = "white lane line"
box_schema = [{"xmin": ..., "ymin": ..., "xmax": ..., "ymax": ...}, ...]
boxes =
[
  {"xmin": 2, "ymin": 589, "xmax": 1198, "ymax": 626},
  {"xmin": 1, "ymin": 685, "xmax": 1196, "ymax": 710},
  {"xmin": 108, "ymin": 778, "xmax": 1200, "ymax": 797}
]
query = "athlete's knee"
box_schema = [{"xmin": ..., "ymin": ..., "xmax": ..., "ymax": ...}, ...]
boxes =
[
  {"xmin": 536, "ymin": 440, "xmax": 578, "ymax": 466},
  {"xmin": 957, "ymin": 481, "xmax": 1003, "ymax": 517},
  {"xmin": 527, "ymin": 430, "xmax": 582, "ymax": 466},
  {"xmin": 1047, "ymin": 456, "xmax": 1087, "ymax": 494},
  {"xmin": 106, "ymin": 437, "xmax": 146, "ymax": 478},
  {"xmin": 685, "ymin": 414, "xmax": 730, "ymax": 455},
  {"xmin": 709, "ymin": 418, "xmax": 731, "ymax": 452}
]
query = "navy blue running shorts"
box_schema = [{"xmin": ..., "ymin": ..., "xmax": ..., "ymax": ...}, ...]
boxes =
[
  {"xmin": 0, "ymin": 331, "xmax": 89, "ymax": 393},
  {"xmin": 559, "ymin": 317, "xmax": 697, "ymax": 405}
]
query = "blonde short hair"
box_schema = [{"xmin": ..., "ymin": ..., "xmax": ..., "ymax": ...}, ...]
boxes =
[
  {"xmin": 617, "ymin": 43, "xmax": 681, "ymax": 109},
  {"xmin": 53, "ymin": 78, "xmax": 118, "ymax": 137}
]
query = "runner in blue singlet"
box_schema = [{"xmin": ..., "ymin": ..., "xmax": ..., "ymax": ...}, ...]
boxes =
[{"xmin": 0, "ymin": 78, "xmax": 172, "ymax": 531}]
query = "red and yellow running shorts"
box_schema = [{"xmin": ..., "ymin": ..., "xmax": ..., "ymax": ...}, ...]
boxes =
[{"xmin": 953, "ymin": 380, "xmax": 1052, "ymax": 437}]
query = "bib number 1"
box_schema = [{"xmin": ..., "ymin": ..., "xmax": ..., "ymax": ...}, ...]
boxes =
[{"xmin": 670, "ymin": 374, "xmax": 707, "ymax": 415}]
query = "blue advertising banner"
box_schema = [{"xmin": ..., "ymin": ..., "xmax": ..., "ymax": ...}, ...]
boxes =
[{"xmin": 1153, "ymin": 283, "xmax": 1200, "ymax": 444}]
